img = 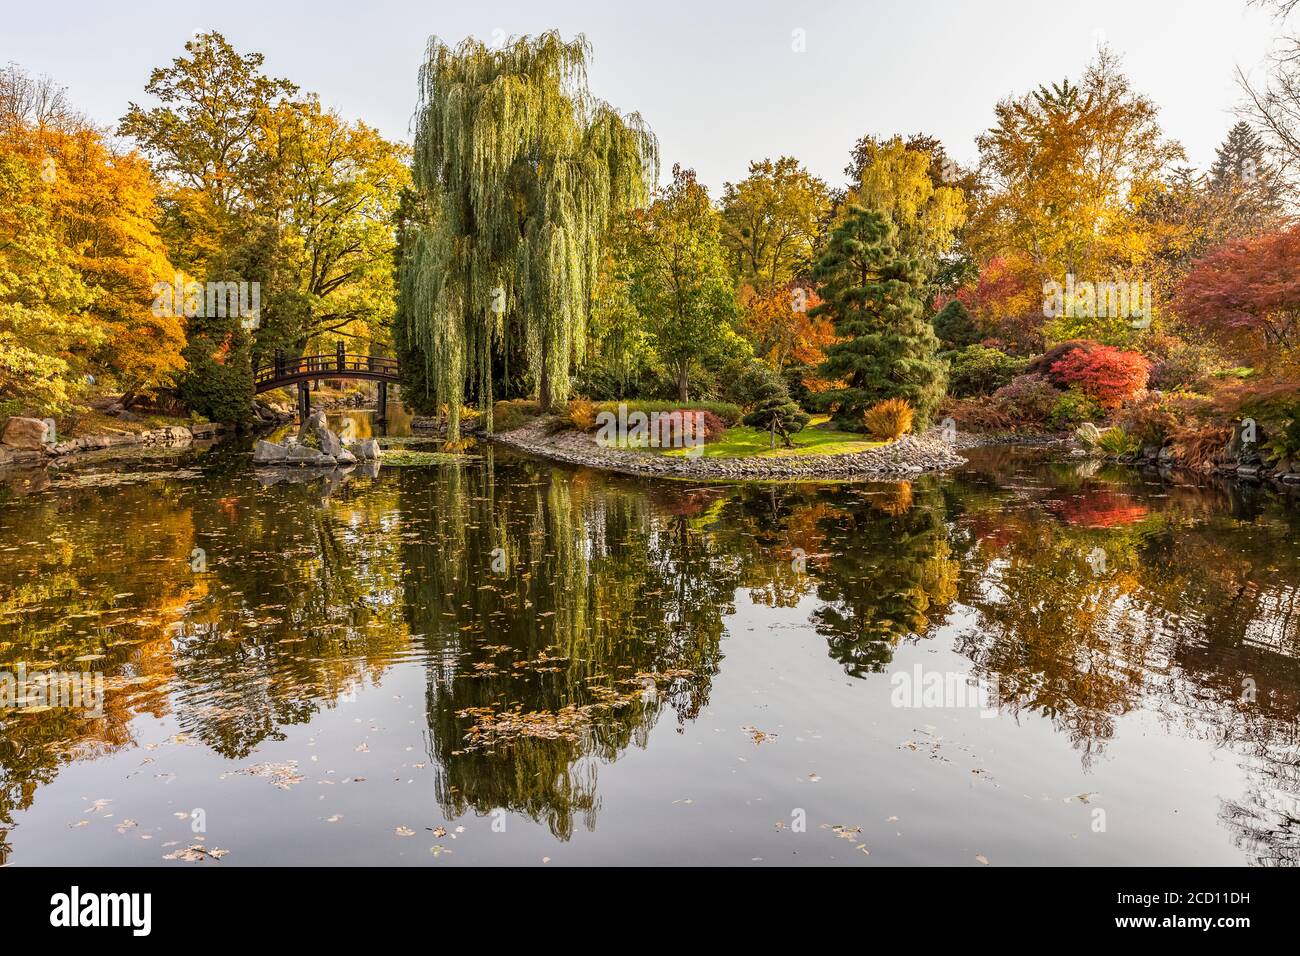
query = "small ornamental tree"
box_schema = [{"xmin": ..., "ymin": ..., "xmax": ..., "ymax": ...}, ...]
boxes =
[
  {"xmin": 812, "ymin": 205, "xmax": 947, "ymax": 429},
  {"xmin": 1176, "ymin": 224, "xmax": 1300, "ymax": 367},
  {"xmin": 932, "ymin": 299, "xmax": 979, "ymax": 350},
  {"xmin": 1049, "ymin": 345, "xmax": 1150, "ymax": 409},
  {"xmin": 742, "ymin": 368, "xmax": 810, "ymax": 448}
]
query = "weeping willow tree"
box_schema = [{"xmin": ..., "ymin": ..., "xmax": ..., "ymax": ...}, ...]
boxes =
[{"xmin": 398, "ymin": 32, "xmax": 658, "ymax": 439}]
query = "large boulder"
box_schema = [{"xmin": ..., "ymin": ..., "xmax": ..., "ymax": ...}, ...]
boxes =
[
  {"xmin": 298, "ymin": 410, "xmax": 343, "ymax": 458},
  {"xmin": 2, "ymin": 417, "xmax": 52, "ymax": 450},
  {"xmin": 253, "ymin": 439, "xmax": 287, "ymax": 463},
  {"xmin": 287, "ymin": 443, "xmax": 327, "ymax": 465},
  {"xmin": 354, "ymin": 438, "xmax": 382, "ymax": 461}
]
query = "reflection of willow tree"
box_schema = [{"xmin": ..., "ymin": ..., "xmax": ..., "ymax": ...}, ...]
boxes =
[
  {"xmin": 400, "ymin": 451, "xmax": 733, "ymax": 839},
  {"xmin": 169, "ymin": 463, "xmax": 410, "ymax": 757},
  {"xmin": 802, "ymin": 480, "xmax": 958, "ymax": 676}
]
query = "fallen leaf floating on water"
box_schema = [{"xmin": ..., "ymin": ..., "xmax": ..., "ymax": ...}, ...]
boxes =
[
  {"xmin": 976, "ymin": 854, "xmax": 989, "ymax": 866},
  {"xmin": 742, "ymin": 725, "xmax": 777, "ymax": 745},
  {"xmin": 220, "ymin": 761, "xmax": 304, "ymax": 790},
  {"xmin": 394, "ymin": 826, "xmax": 415, "ymax": 837},
  {"xmin": 163, "ymin": 844, "xmax": 229, "ymax": 863}
]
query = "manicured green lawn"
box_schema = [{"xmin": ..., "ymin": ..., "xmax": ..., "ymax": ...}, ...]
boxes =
[{"xmin": 659, "ymin": 416, "xmax": 881, "ymax": 459}]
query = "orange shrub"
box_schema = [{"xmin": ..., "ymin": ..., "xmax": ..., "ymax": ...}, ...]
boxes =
[
  {"xmin": 566, "ymin": 397, "xmax": 596, "ymax": 432},
  {"xmin": 864, "ymin": 397, "xmax": 914, "ymax": 440}
]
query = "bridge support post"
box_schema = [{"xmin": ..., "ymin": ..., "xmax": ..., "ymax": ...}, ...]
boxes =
[
  {"xmin": 376, "ymin": 380, "xmax": 388, "ymax": 426},
  {"xmin": 297, "ymin": 381, "xmax": 310, "ymax": 422}
]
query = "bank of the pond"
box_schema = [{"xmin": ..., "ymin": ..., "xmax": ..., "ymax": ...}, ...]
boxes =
[
  {"xmin": 0, "ymin": 418, "xmax": 233, "ymax": 468},
  {"xmin": 489, "ymin": 417, "xmax": 967, "ymax": 481}
]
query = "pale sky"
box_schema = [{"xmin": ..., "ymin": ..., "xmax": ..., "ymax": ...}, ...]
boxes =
[{"xmin": 2, "ymin": 0, "xmax": 1289, "ymax": 193}]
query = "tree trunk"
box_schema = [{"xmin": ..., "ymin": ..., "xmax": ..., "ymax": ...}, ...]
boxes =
[
  {"xmin": 770, "ymin": 418, "xmax": 776, "ymax": 449},
  {"xmin": 676, "ymin": 361, "xmax": 689, "ymax": 402}
]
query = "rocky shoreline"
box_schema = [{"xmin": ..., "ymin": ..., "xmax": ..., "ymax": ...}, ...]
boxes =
[
  {"xmin": 0, "ymin": 417, "xmax": 231, "ymax": 468},
  {"xmin": 489, "ymin": 418, "xmax": 967, "ymax": 481}
]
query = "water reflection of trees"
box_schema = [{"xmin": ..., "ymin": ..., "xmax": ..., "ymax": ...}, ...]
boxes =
[
  {"xmin": 399, "ymin": 451, "xmax": 732, "ymax": 839},
  {"xmin": 711, "ymin": 480, "xmax": 958, "ymax": 676},
  {"xmin": 4, "ymin": 442, "xmax": 1300, "ymax": 864},
  {"xmin": 0, "ymin": 454, "xmax": 410, "ymax": 862},
  {"xmin": 950, "ymin": 450, "xmax": 1300, "ymax": 864}
]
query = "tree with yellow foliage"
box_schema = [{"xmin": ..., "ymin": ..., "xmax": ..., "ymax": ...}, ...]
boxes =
[
  {"xmin": 844, "ymin": 135, "xmax": 967, "ymax": 265},
  {"xmin": 1, "ymin": 64, "xmax": 182, "ymax": 410},
  {"xmin": 968, "ymin": 49, "xmax": 1183, "ymax": 324}
]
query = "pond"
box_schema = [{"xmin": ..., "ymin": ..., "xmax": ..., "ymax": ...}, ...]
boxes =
[{"xmin": 0, "ymin": 439, "xmax": 1298, "ymax": 866}]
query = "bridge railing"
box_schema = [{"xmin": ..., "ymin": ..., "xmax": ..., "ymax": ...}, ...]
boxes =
[{"xmin": 253, "ymin": 353, "xmax": 399, "ymax": 388}]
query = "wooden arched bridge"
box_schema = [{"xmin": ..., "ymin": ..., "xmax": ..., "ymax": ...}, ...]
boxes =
[{"xmin": 254, "ymin": 345, "xmax": 400, "ymax": 422}]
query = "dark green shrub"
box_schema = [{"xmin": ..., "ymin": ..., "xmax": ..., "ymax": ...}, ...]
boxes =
[{"xmin": 947, "ymin": 346, "xmax": 1028, "ymax": 397}]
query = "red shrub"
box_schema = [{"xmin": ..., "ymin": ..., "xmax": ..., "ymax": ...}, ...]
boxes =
[
  {"xmin": 1049, "ymin": 346, "xmax": 1150, "ymax": 409},
  {"xmin": 667, "ymin": 409, "xmax": 727, "ymax": 443},
  {"xmin": 991, "ymin": 374, "xmax": 1060, "ymax": 423},
  {"xmin": 1025, "ymin": 339, "xmax": 1103, "ymax": 380}
]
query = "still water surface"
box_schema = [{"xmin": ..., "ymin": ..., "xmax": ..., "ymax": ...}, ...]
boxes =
[{"xmin": 1, "ymin": 430, "xmax": 1298, "ymax": 866}]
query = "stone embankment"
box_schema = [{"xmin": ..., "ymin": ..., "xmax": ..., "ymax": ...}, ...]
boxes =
[
  {"xmin": 489, "ymin": 418, "xmax": 966, "ymax": 481},
  {"xmin": 0, "ymin": 416, "xmax": 227, "ymax": 466}
]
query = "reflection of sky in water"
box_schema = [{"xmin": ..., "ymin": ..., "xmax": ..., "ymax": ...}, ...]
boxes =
[{"xmin": 0, "ymin": 442, "xmax": 1297, "ymax": 866}]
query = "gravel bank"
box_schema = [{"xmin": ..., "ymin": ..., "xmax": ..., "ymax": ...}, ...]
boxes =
[{"xmin": 489, "ymin": 418, "xmax": 967, "ymax": 481}]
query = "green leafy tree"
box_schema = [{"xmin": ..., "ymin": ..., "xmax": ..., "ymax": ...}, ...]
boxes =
[
  {"xmin": 812, "ymin": 206, "xmax": 946, "ymax": 430},
  {"xmin": 248, "ymin": 97, "xmax": 410, "ymax": 362},
  {"xmin": 0, "ymin": 151, "xmax": 97, "ymax": 411},
  {"xmin": 720, "ymin": 156, "xmax": 830, "ymax": 292},
  {"xmin": 120, "ymin": 33, "xmax": 296, "ymax": 225},
  {"xmin": 618, "ymin": 164, "xmax": 746, "ymax": 401},
  {"xmin": 121, "ymin": 32, "xmax": 409, "ymax": 418}
]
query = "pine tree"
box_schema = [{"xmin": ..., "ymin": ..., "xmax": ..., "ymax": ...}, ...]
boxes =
[
  {"xmin": 1207, "ymin": 121, "xmax": 1286, "ymax": 237},
  {"xmin": 932, "ymin": 299, "xmax": 979, "ymax": 350},
  {"xmin": 811, "ymin": 205, "xmax": 946, "ymax": 430},
  {"xmin": 740, "ymin": 365, "xmax": 809, "ymax": 448}
]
